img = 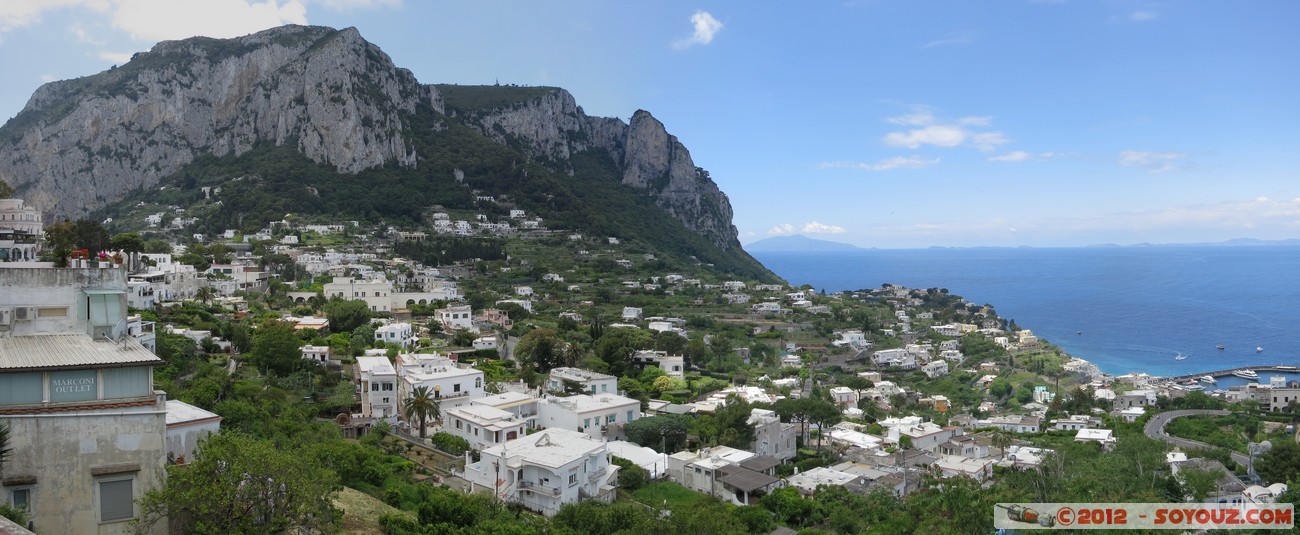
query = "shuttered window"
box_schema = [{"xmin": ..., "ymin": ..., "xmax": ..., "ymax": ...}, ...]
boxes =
[{"xmin": 99, "ymin": 479, "xmax": 133, "ymax": 522}]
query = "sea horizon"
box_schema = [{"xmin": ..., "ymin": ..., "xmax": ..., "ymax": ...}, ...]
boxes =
[{"xmin": 754, "ymin": 245, "xmax": 1300, "ymax": 381}]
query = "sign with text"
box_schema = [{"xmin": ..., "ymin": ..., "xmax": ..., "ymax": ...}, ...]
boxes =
[
  {"xmin": 50, "ymin": 369, "xmax": 98, "ymax": 402},
  {"xmin": 995, "ymin": 503, "xmax": 1294, "ymax": 530}
]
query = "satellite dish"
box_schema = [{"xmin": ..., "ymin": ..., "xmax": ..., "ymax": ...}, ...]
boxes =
[{"xmin": 111, "ymin": 318, "xmax": 128, "ymax": 342}]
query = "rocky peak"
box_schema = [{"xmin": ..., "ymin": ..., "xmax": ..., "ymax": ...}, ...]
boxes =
[{"xmin": 0, "ymin": 25, "xmax": 438, "ymax": 218}]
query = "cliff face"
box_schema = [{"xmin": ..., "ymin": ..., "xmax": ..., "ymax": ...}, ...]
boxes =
[
  {"xmin": 0, "ymin": 25, "xmax": 438, "ymax": 218},
  {"xmin": 457, "ymin": 91, "xmax": 740, "ymax": 251},
  {"xmin": 0, "ymin": 25, "xmax": 741, "ymax": 253}
]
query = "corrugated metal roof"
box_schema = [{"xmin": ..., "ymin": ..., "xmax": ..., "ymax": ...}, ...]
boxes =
[{"xmin": 0, "ymin": 334, "xmax": 162, "ymax": 371}]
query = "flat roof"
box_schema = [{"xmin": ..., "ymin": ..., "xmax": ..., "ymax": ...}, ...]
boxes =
[
  {"xmin": 166, "ymin": 400, "xmax": 223, "ymax": 427},
  {"xmin": 718, "ymin": 465, "xmax": 781, "ymax": 492},
  {"xmin": 0, "ymin": 334, "xmax": 162, "ymax": 372},
  {"xmin": 483, "ymin": 428, "xmax": 604, "ymax": 468}
]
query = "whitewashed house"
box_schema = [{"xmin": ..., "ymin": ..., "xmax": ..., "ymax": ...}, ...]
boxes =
[{"xmin": 461, "ymin": 428, "xmax": 618, "ymax": 517}]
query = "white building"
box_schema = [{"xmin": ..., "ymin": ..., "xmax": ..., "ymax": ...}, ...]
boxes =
[
  {"xmin": 0, "ymin": 198, "xmax": 43, "ymax": 263},
  {"xmin": 301, "ymin": 344, "xmax": 331, "ymax": 365},
  {"xmin": 461, "ymin": 428, "xmax": 618, "ymax": 517},
  {"xmin": 323, "ymin": 275, "xmax": 393, "ymax": 313},
  {"xmin": 443, "ymin": 404, "xmax": 528, "ymax": 452},
  {"xmin": 667, "ymin": 446, "xmax": 784, "ymax": 505},
  {"xmin": 436, "ymin": 304, "xmax": 475, "ymax": 332},
  {"xmin": 0, "ymin": 266, "xmax": 169, "ymax": 534},
  {"xmin": 537, "ymin": 393, "xmax": 641, "ymax": 441},
  {"xmin": 621, "ymin": 307, "xmax": 642, "ymax": 321},
  {"xmin": 374, "ymin": 321, "xmax": 415, "ymax": 348},
  {"xmin": 829, "ymin": 386, "xmax": 858, "ymax": 407},
  {"xmin": 395, "ymin": 353, "xmax": 485, "ymax": 412},
  {"xmin": 922, "ymin": 360, "xmax": 949, "ymax": 378},
  {"xmin": 546, "ymin": 367, "xmax": 619, "ymax": 395},
  {"xmin": 164, "ymin": 400, "xmax": 222, "ymax": 465},
  {"xmin": 355, "ymin": 356, "xmax": 398, "ymax": 421}
]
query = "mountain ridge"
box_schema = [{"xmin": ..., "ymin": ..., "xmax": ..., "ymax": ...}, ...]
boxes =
[{"xmin": 0, "ymin": 25, "xmax": 770, "ymax": 279}]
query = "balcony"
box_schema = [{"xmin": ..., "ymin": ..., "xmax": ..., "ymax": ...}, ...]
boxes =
[{"xmin": 518, "ymin": 480, "xmax": 561, "ymax": 496}]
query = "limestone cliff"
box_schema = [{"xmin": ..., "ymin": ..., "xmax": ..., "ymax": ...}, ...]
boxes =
[
  {"xmin": 451, "ymin": 90, "xmax": 740, "ymax": 251},
  {"xmin": 0, "ymin": 25, "xmax": 438, "ymax": 218}
]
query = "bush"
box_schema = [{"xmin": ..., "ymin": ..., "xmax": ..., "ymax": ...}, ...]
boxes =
[{"xmin": 431, "ymin": 432, "xmax": 471, "ymax": 455}]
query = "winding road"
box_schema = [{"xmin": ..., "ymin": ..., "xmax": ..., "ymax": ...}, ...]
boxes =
[{"xmin": 1143, "ymin": 409, "xmax": 1250, "ymax": 467}]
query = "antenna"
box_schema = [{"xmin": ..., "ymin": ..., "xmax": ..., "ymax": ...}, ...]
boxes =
[{"xmin": 111, "ymin": 318, "xmax": 128, "ymax": 342}]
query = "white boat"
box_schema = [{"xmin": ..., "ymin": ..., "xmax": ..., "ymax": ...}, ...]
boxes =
[
  {"xmin": 1232, "ymin": 369, "xmax": 1259, "ymax": 380},
  {"xmin": 1256, "ymin": 346, "xmax": 1264, "ymax": 353},
  {"xmin": 1199, "ymin": 375, "xmax": 1216, "ymax": 384},
  {"xmin": 1175, "ymin": 353, "xmax": 1187, "ymax": 361}
]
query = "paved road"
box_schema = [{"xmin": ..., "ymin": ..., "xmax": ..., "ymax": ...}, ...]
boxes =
[{"xmin": 1143, "ymin": 409, "xmax": 1250, "ymax": 467}]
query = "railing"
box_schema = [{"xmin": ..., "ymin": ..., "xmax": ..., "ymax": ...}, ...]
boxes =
[{"xmin": 518, "ymin": 480, "xmax": 561, "ymax": 496}]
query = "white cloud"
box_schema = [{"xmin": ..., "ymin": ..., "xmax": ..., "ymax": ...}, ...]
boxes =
[
  {"xmin": 70, "ymin": 22, "xmax": 105, "ymax": 45},
  {"xmin": 673, "ymin": 10, "xmax": 722, "ymax": 49},
  {"xmin": 0, "ymin": 0, "xmax": 109, "ymax": 34},
  {"xmin": 803, "ymin": 221, "xmax": 846, "ymax": 234},
  {"xmin": 309, "ymin": 0, "xmax": 399, "ymax": 11},
  {"xmin": 40, "ymin": 73, "xmax": 56, "ymax": 82},
  {"xmin": 818, "ymin": 155, "xmax": 939, "ymax": 171},
  {"xmin": 1130, "ymin": 10, "xmax": 1158, "ymax": 21},
  {"xmin": 882, "ymin": 106, "xmax": 1009, "ymax": 152},
  {"xmin": 97, "ymin": 50, "xmax": 132, "ymax": 63},
  {"xmin": 988, "ymin": 150, "xmax": 1031, "ymax": 162},
  {"xmin": 1119, "ymin": 150, "xmax": 1185, "ymax": 173},
  {"xmin": 108, "ymin": 0, "xmax": 307, "ymax": 41},
  {"xmin": 767, "ymin": 223, "xmax": 795, "ymax": 236}
]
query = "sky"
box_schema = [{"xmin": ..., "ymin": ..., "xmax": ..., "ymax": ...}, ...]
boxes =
[{"xmin": 1, "ymin": 1, "xmax": 1297, "ymax": 248}]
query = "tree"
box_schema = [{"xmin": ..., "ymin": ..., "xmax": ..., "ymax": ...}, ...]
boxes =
[
  {"xmin": 322, "ymin": 297, "xmax": 371, "ymax": 333},
  {"xmin": 134, "ymin": 432, "xmax": 340, "ymax": 534},
  {"xmin": 1178, "ymin": 465, "xmax": 1223, "ymax": 502},
  {"xmin": 404, "ymin": 386, "xmax": 440, "ymax": 439},
  {"xmin": 516, "ymin": 328, "xmax": 565, "ymax": 372},
  {"xmin": 624, "ymin": 414, "xmax": 691, "ymax": 453},
  {"xmin": 195, "ymin": 286, "xmax": 216, "ymax": 304},
  {"xmin": 251, "ymin": 321, "xmax": 304, "ymax": 376},
  {"xmin": 110, "ymin": 232, "xmax": 145, "ymax": 268},
  {"xmin": 0, "ymin": 179, "xmax": 13, "ymax": 199},
  {"xmin": 1257, "ymin": 440, "xmax": 1300, "ymax": 485}
]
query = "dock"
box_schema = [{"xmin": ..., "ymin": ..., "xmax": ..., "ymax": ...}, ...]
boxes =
[{"xmin": 1159, "ymin": 364, "xmax": 1299, "ymax": 384}]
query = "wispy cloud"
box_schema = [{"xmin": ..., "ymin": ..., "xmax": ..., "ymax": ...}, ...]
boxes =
[
  {"xmin": 988, "ymin": 151, "xmax": 1031, "ymax": 162},
  {"xmin": 309, "ymin": 0, "xmax": 400, "ymax": 11},
  {"xmin": 109, "ymin": 0, "xmax": 308, "ymax": 41},
  {"xmin": 97, "ymin": 50, "xmax": 132, "ymax": 63},
  {"xmin": 803, "ymin": 221, "xmax": 846, "ymax": 234},
  {"xmin": 921, "ymin": 30, "xmax": 977, "ymax": 49},
  {"xmin": 1130, "ymin": 10, "xmax": 1158, "ymax": 22},
  {"xmin": 818, "ymin": 155, "xmax": 939, "ymax": 171},
  {"xmin": 1119, "ymin": 150, "xmax": 1185, "ymax": 173},
  {"xmin": 673, "ymin": 10, "xmax": 723, "ymax": 49},
  {"xmin": 882, "ymin": 105, "xmax": 1010, "ymax": 152},
  {"xmin": 767, "ymin": 223, "xmax": 795, "ymax": 236}
]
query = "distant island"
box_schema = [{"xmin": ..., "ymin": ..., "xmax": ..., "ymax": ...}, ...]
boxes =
[{"xmin": 745, "ymin": 234, "xmax": 863, "ymax": 252}]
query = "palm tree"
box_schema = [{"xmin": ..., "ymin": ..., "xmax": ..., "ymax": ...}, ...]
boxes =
[
  {"xmin": 0, "ymin": 421, "xmax": 12, "ymax": 478},
  {"xmin": 404, "ymin": 386, "xmax": 440, "ymax": 439},
  {"xmin": 991, "ymin": 431, "xmax": 1012, "ymax": 461},
  {"xmin": 195, "ymin": 286, "xmax": 216, "ymax": 304}
]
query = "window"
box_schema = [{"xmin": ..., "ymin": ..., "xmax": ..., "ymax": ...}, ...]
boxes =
[
  {"xmin": 583, "ymin": 418, "xmax": 590, "ymax": 429},
  {"xmin": 607, "ymin": 415, "xmax": 615, "ymax": 424},
  {"xmin": 601, "ymin": 384, "xmax": 608, "ymax": 392},
  {"xmin": 382, "ymin": 383, "xmax": 393, "ymax": 391},
  {"xmin": 568, "ymin": 474, "xmax": 578, "ymax": 486},
  {"xmin": 382, "ymin": 397, "xmax": 389, "ymax": 404},
  {"xmin": 37, "ymin": 307, "xmax": 68, "ymax": 317},
  {"xmin": 371, "ymin": 383, "xmax": 379, "ymax": 392},
  {"xmin": 453, "ymin": 383, "xmax": 461, "ymax": 393},
  {"xmin": 456, "ymin": 420, "xmax": 462, "ymax": 429},
  {"xmin": 8, "ymin": 487, "xmax": 32, "ymax": 515},
  {"xmin": 99, "ymin": 478, "xmax": 134, "ymax": 522},
  {"xmin": 475, "ymin": 377, "xmax": 482, "ymax": 388}
]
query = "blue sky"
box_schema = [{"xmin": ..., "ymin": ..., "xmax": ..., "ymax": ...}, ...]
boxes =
[{"xmin": 2, "ymin": 1, "xmax": 1297, "ymax": 248}]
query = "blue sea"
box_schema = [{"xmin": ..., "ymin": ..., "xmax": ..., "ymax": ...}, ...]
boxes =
[{"xmin": 754, "ymin": 246, "xmax": 1300, "ymax": 381}]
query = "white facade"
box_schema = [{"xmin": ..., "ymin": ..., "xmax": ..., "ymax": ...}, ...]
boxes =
[
  {"xmin": 461, "ymin": 428, "xmax": 618, "ymax": 517},
  {"xmin": 537, "ymin": 394, "xmax": 641, "ymax": 440},
  {"xmin": 323, "ymin": 276, "xmax": 393, "ymax": 313},
  {"xmin": 374, "ymin": 321, "xmax": 415, "ymax": 348},
  {"xmin": 301, "ymin": 344, "xmax": 331, "ymax": 365},
  {"xmin": 436, "ymin": 304, "xmax": 475, "ymax": 331},
  {"xmin": 356, "ymin": 356, "xmax": 398, "ymax": 420},
  {"xmin": 444, "ymin": 404, "xmax": 528, "ymax": 452},
  {"xmin": 0, "ymin": 198, "xmax": 43, "ymax": 263},
  {"xmin": 749, "ymin": 408, "xmax": 797, "ymax": 462},
  {"xmin": 395, "ymin": 353, "xmax": 485, "ymax": 412},
  {"xmin": 922, "ymin": 360, "xmax": 949, "ymax": 378},
  {"xmin": 546, "ymin": 367, "xmax": 618, "ymax": 395}
]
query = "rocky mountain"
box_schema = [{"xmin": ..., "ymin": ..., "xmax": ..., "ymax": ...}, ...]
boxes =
[{"xmin": 0, "ymin": 24, "xmax": 744, "ymax": 256}]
